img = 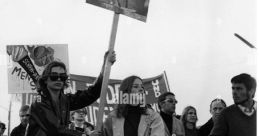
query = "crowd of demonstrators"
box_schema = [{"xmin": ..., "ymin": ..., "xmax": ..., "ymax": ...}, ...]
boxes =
[
  {"xmin": 0, "ymin": 122, "xmax": 6, "ymax": 136},
  {"xmin": 101, "ymin": 75, "xmax": 166, "ymax": 136},
  {"xmin": 210, "ymin": 73, "xmax": 257, "ymax": 136},
  {"xmin": 180, "ymin": 106, "xmax": 198, "ymax": 136},
  {"xmin": 24, "ymin": 50, "xmax": 116, "ymax": 136},
  {"xmin": 4, "ymin": 53, "xmax": 255, "ymax": 136},
  {"xmin": 198, "ymin": 99, "xmax": 226, "ymax": 136},
  {"xmin": 10, "ymin": 105, "xmax": 30, "ymax": 136},
  {"xmin": 49, "ymin": 72, "xmax": 259, "ymax": 136},
  {"xmin": 69, "ymin": 108, "xmax": 94, "ymax": 136},
  {"xmin": 157, "ymin": 92, "xmax": 185, "ymax": 136}
]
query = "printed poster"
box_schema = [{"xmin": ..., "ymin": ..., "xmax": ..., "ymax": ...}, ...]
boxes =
[{"xmin": 7, "ymin": 44, "xmax": 69, "ymax": 94}]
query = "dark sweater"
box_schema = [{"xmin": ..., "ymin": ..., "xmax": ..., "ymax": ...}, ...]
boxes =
[
  {"xmin": 124, "ymin": 105, "xmax": 142, "ymax": 136},
  {"xmin": 198, "ymin": 118, "xmax": 214, "ymax": 136},
  {"xmin": 210, "ymin": 104, "xmax": 256, "ymax": 136},
  {"xmin": 160, "ymin": 111, "xmax": 173, "ymax": 135},
  {"xmin": 185, "ymin": 127, "xmax": 198, "ymax": 136}
]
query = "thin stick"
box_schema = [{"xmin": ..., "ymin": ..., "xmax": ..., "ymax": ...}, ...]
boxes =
[{"xmin": 163, "ymin": 71, "xmax": 171, "ymax": 92}]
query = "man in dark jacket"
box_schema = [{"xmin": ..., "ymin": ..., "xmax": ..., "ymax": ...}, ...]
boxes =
[
  {"xmin": 25, "ymin": 51, "xmax": 116, "ymax": 136},
  {"xmin": 198, "ymin": 99, "xmax": 226, "ymax": 136},
  {"xmin": 11, "ymin": 105, "xmax": 30, "ymax": 136}
]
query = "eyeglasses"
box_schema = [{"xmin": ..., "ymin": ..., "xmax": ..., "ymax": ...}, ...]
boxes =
[
  {"xmin": 164, "ymin": 99, "xmax": 178, "ymax": 104},
  {"xmin": 48, "ymin": 72, "xmax": 68, "ymax": 81}
]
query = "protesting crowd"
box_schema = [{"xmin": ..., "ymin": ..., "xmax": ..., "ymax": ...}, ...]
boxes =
[{"xmin": 0, "ymin": 50, "xmax": 256, "ymax": 136}]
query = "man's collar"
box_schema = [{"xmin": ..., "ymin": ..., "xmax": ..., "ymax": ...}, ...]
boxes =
[{"xmin": 237, "ymin": 101, "xmax": 256, "ymax": 116}]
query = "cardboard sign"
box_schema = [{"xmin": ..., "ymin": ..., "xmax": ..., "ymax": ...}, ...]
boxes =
[
  {"xmin": 86, "ymin": 0, "xmax": 150, "ymax": 22},
  {"xmin": 7, "ymin": 44, "xmax": 69, "ymax": 94}
]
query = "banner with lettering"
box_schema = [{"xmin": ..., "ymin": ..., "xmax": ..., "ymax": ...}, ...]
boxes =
[
  {"xmin": 7, "ymin": 44, "xmax": 69, "ymax": 94},
  {"xmin": 21, "ymin": 73, "xmax": 169, "ymax": 126}
]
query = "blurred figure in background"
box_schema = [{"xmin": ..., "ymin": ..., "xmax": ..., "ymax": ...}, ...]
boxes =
[
  {"xmin": 181, "ymin": 106, "xmax": 198, "ymax": 136},
  {"xmin": 198, "ymin": 99, "xmax": 226, "ymax": 136},
  {"xmin": 69, "ymin": 108, "xmax": 94, "ymax": 136},
  {"xmin": 0, "ymin": 122, "xmax": 6, "ymax": 136},
  {"xmin": 10, "ymin": 105, "xmax": 30, "ymax": 136}
]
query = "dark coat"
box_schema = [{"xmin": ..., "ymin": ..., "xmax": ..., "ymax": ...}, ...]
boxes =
[
  {"xmin": 10, "ymin": 123, "xmax": 26, "ymax": 136},
  {"xmin": 26, "ymin": 76, "xmax": 103, "ymax": 136},
  {"xmin": 198, "ymin": 118, "xmax": 214, "ymax": 136}
]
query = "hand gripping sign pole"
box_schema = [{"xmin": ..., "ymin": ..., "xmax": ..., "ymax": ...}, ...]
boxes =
[{"xmin": 95, "ymin": 11, "xmax": 120, "ymax": 131}]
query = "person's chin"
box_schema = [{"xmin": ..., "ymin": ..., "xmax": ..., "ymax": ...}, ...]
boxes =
[
  {"xmin": 52, "ymin": 86, "xmax": 63, "ymax": 90},
  {"xmin": 234, "ymin": 100, "xmax": 241, "ymax": 105}
]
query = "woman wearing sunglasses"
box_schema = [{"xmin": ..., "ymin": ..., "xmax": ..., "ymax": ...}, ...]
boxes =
[{"xmin": 25, "ymin": 51, "xmax": 116, "ymax": 136}]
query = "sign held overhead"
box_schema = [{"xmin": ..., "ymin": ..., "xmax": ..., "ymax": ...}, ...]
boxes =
[{"xmin": 86, "ymin": 0, "xmax": 150, "ymax": 22}]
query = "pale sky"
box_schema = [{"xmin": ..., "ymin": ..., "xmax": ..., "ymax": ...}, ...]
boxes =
[{"xmin": 0, "ymin": 0, "xmax": 258, "ymax": 135}]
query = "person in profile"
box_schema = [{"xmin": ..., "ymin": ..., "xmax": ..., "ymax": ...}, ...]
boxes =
[{"xmin": 210, "ymin": 73, "xmax": 256, "ymax": 136}]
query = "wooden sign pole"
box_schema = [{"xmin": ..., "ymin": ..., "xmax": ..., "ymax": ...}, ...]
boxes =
[{"xmin": 96, "ymin": 12, "xmax": 120, "ymax": 130}]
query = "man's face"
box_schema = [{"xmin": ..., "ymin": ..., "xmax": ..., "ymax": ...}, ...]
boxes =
[
  {"xmin": 46, "ymin": 66, "xmax": 67, "ymax": 91},
  {"xmin": 73, "ymin": 112, "xmax": 86, "ymax": 126},
  {"xmin": 210, "ymin": 101, "xmax": 225, "ymax": 121},
  {"xmin": 161, "ymin": 95, "xmax": 177, "ymax": 114},
  {"xmin": 232, "ymin": 83, "xmax": 252, "ymax": 105},
  {"xmin": 19, "ymin": 110, "xmax": 30, "ymax": 126}
]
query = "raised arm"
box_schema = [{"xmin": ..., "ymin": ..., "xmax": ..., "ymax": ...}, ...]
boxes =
[{"xmin": 69, "ymin": 50, "xmax": 116, "ymax": 110}]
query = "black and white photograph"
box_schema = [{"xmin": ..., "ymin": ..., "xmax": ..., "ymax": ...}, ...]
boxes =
[{"xmin": 0, "ymin": 0, "xmax": 257, "ymax": 136}]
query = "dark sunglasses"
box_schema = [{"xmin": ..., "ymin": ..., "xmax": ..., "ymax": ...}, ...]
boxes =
[{"xmin": 48, "ymin": 73, "xmax": 68, "ymax": 81}]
